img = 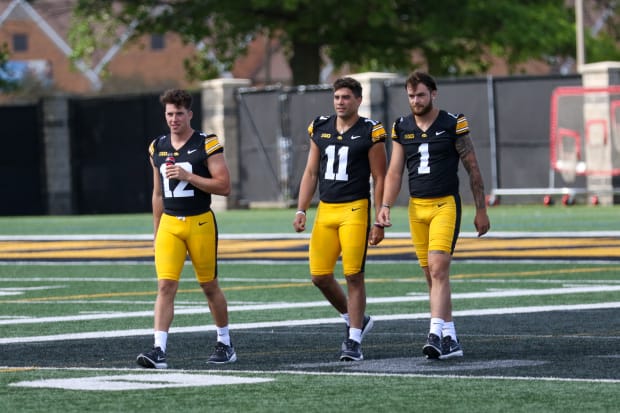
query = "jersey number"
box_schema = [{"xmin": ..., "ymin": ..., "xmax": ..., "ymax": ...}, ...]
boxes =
[
  {"xmin": 160, "ymin": 162, "xmax": 194, "ymax": 198},
  {"xmin": 325, "ymin": 145, "xmax": 349, "ymax": 181},
  {"xmin": 418, "ymin": 143, "xmax": 430, "ymax": 174}
]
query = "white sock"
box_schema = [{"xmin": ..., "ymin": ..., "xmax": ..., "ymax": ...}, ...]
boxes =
[
  {"xmin": 349, "ymin": 327, "xmax": 362, "ymax": 343},
  {"xmin": 442, "ymin": 321, "xmax": 457, "ymax": 341},
  {"xmin": 216, "ymin": 326, "xmax": 231, "ymax": 346},
  {"xmin": 341, "ymin": 313, "xmax": 350, "ymax": 326},
  {"xmin": 154, "ymin": 330, "xmax": 168, "ymax": 352},
  {"xmin": 429, "ymin": 317, "xmax": 444, "ymax": 337}
]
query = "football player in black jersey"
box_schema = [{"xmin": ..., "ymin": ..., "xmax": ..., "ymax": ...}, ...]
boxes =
[
  {"xmin": 378, "ymin": 71, "xmax": 490, "ymax": 360},
  {"xmin": 137, "ymin": 89, "xmax": 236, "ymax": 368},
  {"xmin": 293, "ymin": 77, "xmax": 388, "ymax": 361}
]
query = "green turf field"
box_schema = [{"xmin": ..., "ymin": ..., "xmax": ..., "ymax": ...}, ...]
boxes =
[
  {"xmin": 0, "ymin": 206, "xmax": 619, "ymax": 412},
  {"xmin": 0, "ymin": 204, "xmax": 618, "ymax": 234}
]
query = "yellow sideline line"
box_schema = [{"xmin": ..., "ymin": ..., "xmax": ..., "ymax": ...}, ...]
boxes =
[{"xmin": 0, "ymin": 367, "xmax": 37, "ymax": 373}]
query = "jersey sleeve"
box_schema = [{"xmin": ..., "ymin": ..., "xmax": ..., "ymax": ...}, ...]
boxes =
[
  {"xmin": 203, "ymin": 134, "xmax": 224, "ymax": 157},
  {"xmin": 455, "ymin": 114, "xmax": 469, "ymax": 136},
  {"xmin": 307, "ymin": 120, "xmax": 315, "ymax": 138},
  {"xmin": 391, "ymin": 117, "xmax": 403, "ymax": 142},
  {"xmin": 148, "ymin": 140, "xmax": 156, "ymax": 157},
  {"xmin": 371, "ymin": 122, "xmax": 387, "ymax": 143}
]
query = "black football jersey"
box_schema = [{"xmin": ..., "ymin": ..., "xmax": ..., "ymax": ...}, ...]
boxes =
[
  {"xmin": 308, "ymin": 115, "xmax": 387, "ymax": 203},
  {"xmin": 148, "ymin": 131, "xmax": 224, "ymax": 215},
  {"xmin": 391, "ymin": 110, "xmax": 469, "ymax": 198}
]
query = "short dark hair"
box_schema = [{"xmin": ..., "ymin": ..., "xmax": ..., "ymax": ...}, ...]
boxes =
[
  {"xmin": 333, "ymin": 77, "xmax": 362, "ymax": 98},
  {"xmin": 405, "ymin": 71, "xmax": 437, "ymax": 92},
  {"xmin": 159, "ymin": 89, "xmax": 192, "ymax": 110}
]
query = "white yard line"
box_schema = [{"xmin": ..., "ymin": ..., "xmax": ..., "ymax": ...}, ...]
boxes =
[
  {"xmin": 1, "ymin": 299, "xmax": 620, "ymax": 345},
  {"xmin": 2, "ymin": 285, "xmax": 620, "ymax": 327},
  {"xmin": 5, "ymin": 366, "xmax": 620, "ymax": 385}
]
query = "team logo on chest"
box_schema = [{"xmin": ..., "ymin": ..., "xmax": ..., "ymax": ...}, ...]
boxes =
[{"xmin": 158, "ymin": 151, "xmax": 178, "ymax": 157}]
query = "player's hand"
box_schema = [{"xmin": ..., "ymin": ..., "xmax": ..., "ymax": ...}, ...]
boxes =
[
  {"xmin": 474, "ymin": 210, "xmax": 490, "ymax": 237},
  {"xmin": 166, "ymin": 164, "xmax": 190, "ymax": 181},
  {"xmin": 293, "ymin": 213, "xmax": 306, "ymax": 232},
  {"xmin": 369, "ymin": 224, "xmax": 384, "ymax": 245},
  {"xmin": 377, "ymin": 207, "xmax": 392, "ymax": 228}
]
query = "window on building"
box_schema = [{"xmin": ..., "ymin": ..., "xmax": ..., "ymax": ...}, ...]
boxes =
[
  {"xmin": 13, "ymin": 34, "xmax": 28, "ymax": 52},
  {"xmin": 151, "ymin": 34, "xmax": 165, "ymax": 50}
]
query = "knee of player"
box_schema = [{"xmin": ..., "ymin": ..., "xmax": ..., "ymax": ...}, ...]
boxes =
[
  {"xmin": 311, "ymin": 274, "xmax": 334, "ymax": 288},
  {"xmin": 344, "ymin": 271, "xmax": 365, "ymax": 285}
]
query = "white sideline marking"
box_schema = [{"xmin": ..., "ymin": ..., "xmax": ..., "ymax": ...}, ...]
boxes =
[
  {"xmin": 0, "ymin": 286, "xmax": 64, "ymax": 296},
  {"xmin": 4, "ymin": 366, "xmax": 619, "ymax": 385},
  {"xmin": 9, "ymin": 373, "xmax": 273, "ymax": 391},
  {"xmin": 1, "ymin": 301, "xmax": 620, "ymax": 345},
  {"xmin": 2, "ymin": 284, "xmax": 620, "ymax": 326},
  {"xmin": 224, "ymin": 369, "xmax": 620, "ymax": 384}
]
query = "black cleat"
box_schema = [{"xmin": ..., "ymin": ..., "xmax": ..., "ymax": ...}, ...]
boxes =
[
  {"xmin": 207, "ymin": 342, "xmax": 237, "ymax": 364},
  {"xmin": 340, "ymin": 338, "xmax": 363, "ymax": 361},
  {"xmin": 422, "ymin": 333, "xmax": 442, "ymax": 359},
  {"xmin": 136, "ymin": 347, "xmax": 167, "ymax": 369},
  {"xmin": 439, "ymin": 336, "xmax": 463, "ymax": 360}
]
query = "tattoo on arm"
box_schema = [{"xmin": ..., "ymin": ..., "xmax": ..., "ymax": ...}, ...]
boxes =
[
  {"xmin": 455, "ymin": 135, "xmax": 474, "ymax": 158},
  {"xmin": 457, "ymin": 135, "xmax": 487, "ymax": 210}
]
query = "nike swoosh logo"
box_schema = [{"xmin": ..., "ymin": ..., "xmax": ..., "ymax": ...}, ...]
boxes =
[
  {"xmin": 188, "ymin": 149, "xmax": 197, "ymax": 154},
  {"xmin": 198, "ymin": 221, "xmax": 208, "ymax": 226},
  {"xmin": 435, "ymin": 131, "xmax": 445, "ymax": 136},
  {"xmin": 437, "ymin": 203, "xmax": 446, "ymax": 207},
  {"xmin": 352, "ymin": 208, "xmax": 360, "ymax": 211},
  {"xmin": 351, "ymin": 135, "xmax": 362, "ymax": 140}
]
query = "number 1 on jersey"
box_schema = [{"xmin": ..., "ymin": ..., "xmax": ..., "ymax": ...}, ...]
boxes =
[
  {"xmin": 418, "ymin": 142, "xmax": 430, "ymax": 174},
  {"xmin": 325, "ymin": 145, "xmax": 349, "ymax": 181}
]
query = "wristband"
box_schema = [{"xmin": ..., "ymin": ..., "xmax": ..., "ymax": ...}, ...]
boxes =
[
  {"xmin": 296, "ymin": 210, "xmax": 306, "ymax": 216},
  {"xmin": 381, "ymin": 204, "xmax": 391, "ymax": 209},
  {"xmin": 373, "ymin": 222, "xmax": 384, "ymax": 228}
]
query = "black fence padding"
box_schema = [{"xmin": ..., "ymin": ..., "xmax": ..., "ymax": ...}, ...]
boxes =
[
  {"xmin": 0, "ymin": 104, "xmax": 45, "ymax": 215},
  {"xmin": 69, "ymin": 92, "xmax": 201, "ymax": 214}
]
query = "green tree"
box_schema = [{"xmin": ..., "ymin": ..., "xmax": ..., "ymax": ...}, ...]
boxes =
[
  {"xmin": 584, "ymin": 0, "xmax": 620, "ymax": 63},
  {"xmin": 67, "ymin": 0, "xmax": 607, "ymax": 85}
]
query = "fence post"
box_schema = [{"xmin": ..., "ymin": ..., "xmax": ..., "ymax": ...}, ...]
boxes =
[
  {"xmin": 349, "ymin": 72, "xmax": 399, "ymax": 210},
  {"xmin": 580, "ymin": 61, "xmax": 620, "ymax": 205},
  {"xmin": 42, "ymin": 95, "xmax": 74, "ymax": 214},
  {"xmin": 201, "ymin": 78, "xmax": 251, "ymax": 211},
  {"xmin": 351, "ymin": 72, "xmax": 398, "ymax": 122}
]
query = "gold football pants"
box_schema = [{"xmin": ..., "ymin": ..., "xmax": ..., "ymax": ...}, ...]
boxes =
[
  {"xmin": 154, "ymin": 210, "xmax": 218, "ymax": 283},
  {"xmin": 408, "ymin": 195, "xmax": 461, "ymax": 267},
  {"xmin": 309, "ymin": 199, "xmax": 370, "ymax": 276}
]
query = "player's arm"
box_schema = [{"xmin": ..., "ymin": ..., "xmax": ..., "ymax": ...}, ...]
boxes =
[
  {"xmin": 173, "ymin": 152, "xmax": 231, "ymax": 196},
  {"xmin": 151, "ymin": 158, "xmax": 164, "ymax": 241},
  {"xmin": 369, "ymin": 141, "xmax": 387, "ymax": 219},
  {"xmin": 378, "ymin": 140, "xmax": 405, "ymax": 227},
  {"xmin": 293, "ymin": 140, "xmax": 320, "ymax": 232},
  {"xmin": 368, "ymin": 141, "xmax": 387, "ymax": 244},
  {"xmin": 455, "ymin": 134, "xmax": 490, "ymax": 236}
]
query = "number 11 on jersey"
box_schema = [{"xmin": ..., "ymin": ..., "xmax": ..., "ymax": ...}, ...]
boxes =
[{"xmin": 325, "ymin": 145, "xmax": 350, "ymax": 181}]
